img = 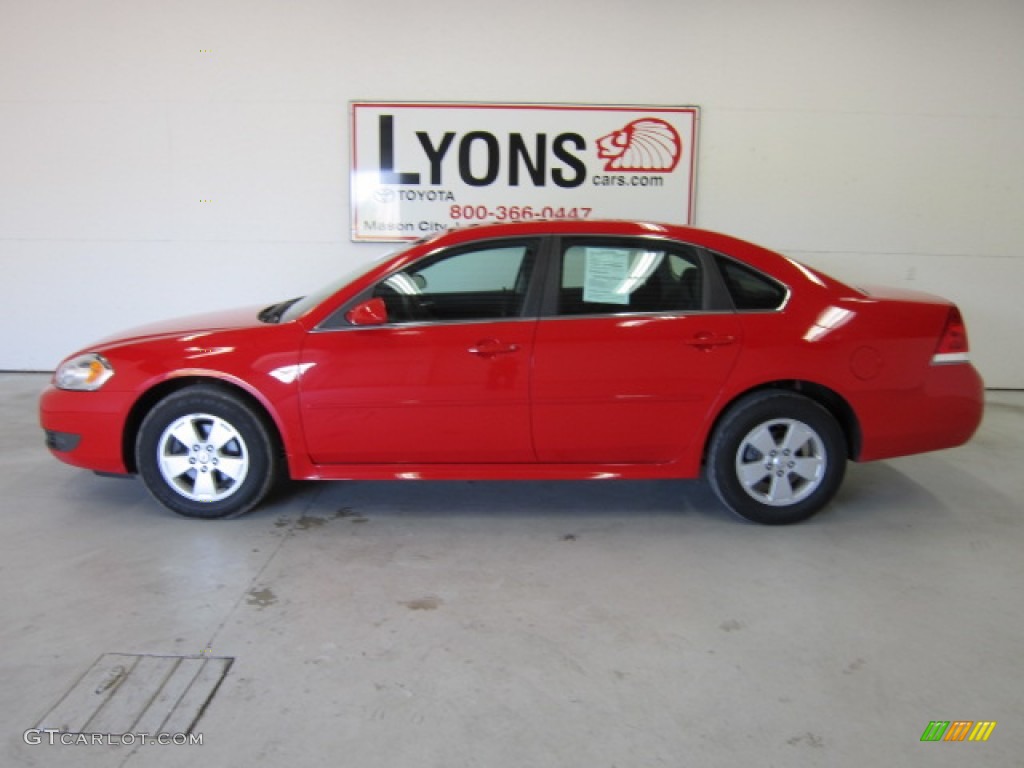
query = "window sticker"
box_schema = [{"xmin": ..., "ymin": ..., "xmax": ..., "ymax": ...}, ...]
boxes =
[{"xmin": 583, "ymin": 248, "xmax": 631, "ymax": 304}]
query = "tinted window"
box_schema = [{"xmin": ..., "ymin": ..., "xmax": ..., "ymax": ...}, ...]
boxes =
[
  {"xmin": 558, "ymin": 240, "xmax": 703, "ymax": 315},
  {"xmin": 714, "ymin": 254, "xmax": 787, "ymax": 310},
  {"xmin": 371, "ymin": 241, "xmax": 537, "ymax": 323}
]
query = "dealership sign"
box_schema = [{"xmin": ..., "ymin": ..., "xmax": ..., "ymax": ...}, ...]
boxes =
[{"xmin": 350, "ymin": 102, "xmax": 699, "ymax": 242}]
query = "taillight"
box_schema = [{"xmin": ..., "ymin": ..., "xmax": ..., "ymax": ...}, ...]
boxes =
[{"xmin": 932, "ymin": 307, "xmax": 970, "ymax": 364}]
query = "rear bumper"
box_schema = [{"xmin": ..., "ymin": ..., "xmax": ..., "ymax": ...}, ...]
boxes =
[
  {"xmin": 856, "ymin": 362, "xmax": 984, "ymax": 462},
  {"xmin": 39, "ymin": 385, "xmax": 133, "ymax": 474}
]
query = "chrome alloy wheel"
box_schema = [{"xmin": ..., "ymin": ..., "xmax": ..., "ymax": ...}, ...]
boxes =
[
  {"xmin": 734, "ymin": 418, "xmax": 827, "ymax": 507},
  {"xmin": 156, "ymin": 412, "xmax": 249, "ymax": 503}
]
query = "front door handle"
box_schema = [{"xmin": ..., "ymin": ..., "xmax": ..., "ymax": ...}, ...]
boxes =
[
  {"xmin": 686, "ymin": 332, "xmax": 737, "ymax": 351},
  {"xmin": 468, "ymin": 338, "xmax": 520, "ymax": 357}
]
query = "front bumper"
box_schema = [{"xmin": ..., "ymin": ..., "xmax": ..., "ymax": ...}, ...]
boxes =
[{"xmin": 39, "ymin": 385, "xmax": 134, "ymax": 474}]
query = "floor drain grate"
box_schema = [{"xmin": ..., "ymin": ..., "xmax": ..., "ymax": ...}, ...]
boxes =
[{"xmin": 36, "ymin": 653, "xmax": 233, "ymax": 735}]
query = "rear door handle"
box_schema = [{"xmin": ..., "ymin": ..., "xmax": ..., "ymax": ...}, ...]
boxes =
[
  {"xmin": 468, "ymin": 338, "xmax": 520, "ymax": 357},
  {"xmin": 686, "ymin": 332, "xmax": 737, "ymax": 351}
]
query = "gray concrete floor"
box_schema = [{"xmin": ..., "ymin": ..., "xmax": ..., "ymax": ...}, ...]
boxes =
[{"xmin": 1, "ymin": 372, "xmax": 1022, "ymax": 767}]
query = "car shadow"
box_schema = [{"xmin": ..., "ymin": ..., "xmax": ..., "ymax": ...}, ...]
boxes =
[
  {"xmin": 49, "ymin": 452, "xmax": 1014, "ymax": 532},
  {"xmin": 249, "ymin": 476, "xmax": 729, "ymax": 525}
]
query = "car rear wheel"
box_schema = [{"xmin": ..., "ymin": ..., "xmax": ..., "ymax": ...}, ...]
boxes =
[
  {"xmin": 136, "ymin": 386, "xmax": 279, "ymax": 519},
  {"xmin": 707, "ymin": 391, "xmax": 846, "ymax": 525}
]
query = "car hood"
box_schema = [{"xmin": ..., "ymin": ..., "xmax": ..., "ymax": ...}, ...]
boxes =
[{"xmin": 92, "ymin": 305, "xmax": 268, "ymax": 347}]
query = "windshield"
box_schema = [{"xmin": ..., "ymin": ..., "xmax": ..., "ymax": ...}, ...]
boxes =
[{"xmin": 277, "ymin": 250, "xmax": 400, "ymax": 323}]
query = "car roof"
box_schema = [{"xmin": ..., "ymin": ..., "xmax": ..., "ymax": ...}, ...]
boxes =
[{"xmin": 435, "ymin": 219, "xmax": 701, "ymax": 241}]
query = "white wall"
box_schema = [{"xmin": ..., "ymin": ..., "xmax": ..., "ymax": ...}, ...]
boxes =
[{"xmin": 2, "ymin": 0, "xmax": 1022, "ymax": 385}]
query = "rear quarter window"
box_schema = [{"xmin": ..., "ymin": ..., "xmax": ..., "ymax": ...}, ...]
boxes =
[{"xmin": 714, "ymin": 254, "xmax": 788, "ymax": 311}]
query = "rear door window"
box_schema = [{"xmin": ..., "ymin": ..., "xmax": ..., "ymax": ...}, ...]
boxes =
[{"xmin": 557, "ymin": 239, "xmax": 703, "ymax": 315}]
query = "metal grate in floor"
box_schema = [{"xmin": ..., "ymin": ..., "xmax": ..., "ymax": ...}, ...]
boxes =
[{"xmin": 35, "ymin": 653, "xmax": 233, "ymax": 735}]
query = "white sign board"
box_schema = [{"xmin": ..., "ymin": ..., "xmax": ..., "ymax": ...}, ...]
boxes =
[{"xmin": 350, "ymin": 102, "xmax": 699, "ymax": 242}]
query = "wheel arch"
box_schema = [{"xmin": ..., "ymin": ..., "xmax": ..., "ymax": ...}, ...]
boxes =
[
  {"xmin": 705, "ymin": 380, "xmax": 862, "ymax": 464},
  {"xmin": 121, "ymin": 376, "xmax": 288, "ymax": 474}
]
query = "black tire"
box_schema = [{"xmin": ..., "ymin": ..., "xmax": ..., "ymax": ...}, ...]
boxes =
[
  {"xmin": 136, "ymin": 386, "xmax": 280, "ymax": 519},
  {"xmin": 706, "ymin": 391, "xmax": 846, "ymax": 525}
]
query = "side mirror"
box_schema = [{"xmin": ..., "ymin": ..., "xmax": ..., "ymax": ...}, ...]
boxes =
[{"xmin": 345, "ymin": 297, "xmax": 389, "ymax": 326}]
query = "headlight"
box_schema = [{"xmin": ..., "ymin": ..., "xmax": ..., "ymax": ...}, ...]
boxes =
[{"xmin": 55, "ymin": 353, "xmax": 114, "ymax": 391}]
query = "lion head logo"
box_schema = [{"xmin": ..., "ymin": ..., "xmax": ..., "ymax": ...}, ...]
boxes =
[{"xmin": 596, "ymin": 118, "xmax": 681, "ymax": 172}]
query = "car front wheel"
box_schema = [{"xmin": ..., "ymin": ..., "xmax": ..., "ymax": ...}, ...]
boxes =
[
  {"xmin": 707, "ymin": 391, "xmax": 846, "ymax": 525},
  {"xmin": 136, "ymin": 386, "xmax": 279, "ymax": 519}
]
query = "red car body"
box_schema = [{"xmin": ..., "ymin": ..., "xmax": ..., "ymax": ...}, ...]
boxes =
[{"xmin": 40, "ymin": 220, "xmax": 983, "ymax": 523}]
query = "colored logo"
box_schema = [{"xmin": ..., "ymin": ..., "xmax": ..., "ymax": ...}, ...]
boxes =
[
  {"xmin": 596, "ymin": 118, "xmax": 681, "ymax": 172},
  {"xmin": 920, "ymin": 721, "xmax": 997, "ymax": 742}
]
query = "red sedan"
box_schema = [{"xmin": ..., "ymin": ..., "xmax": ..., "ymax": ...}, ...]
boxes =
[{"xmin": 40, "ymin": 220, "xmax": 983, "ymax": 524}]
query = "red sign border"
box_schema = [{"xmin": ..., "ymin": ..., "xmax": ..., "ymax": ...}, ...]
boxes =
[{"xmin": 350, "ymin": 101, "xmax": 700, "ymax": 242}]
